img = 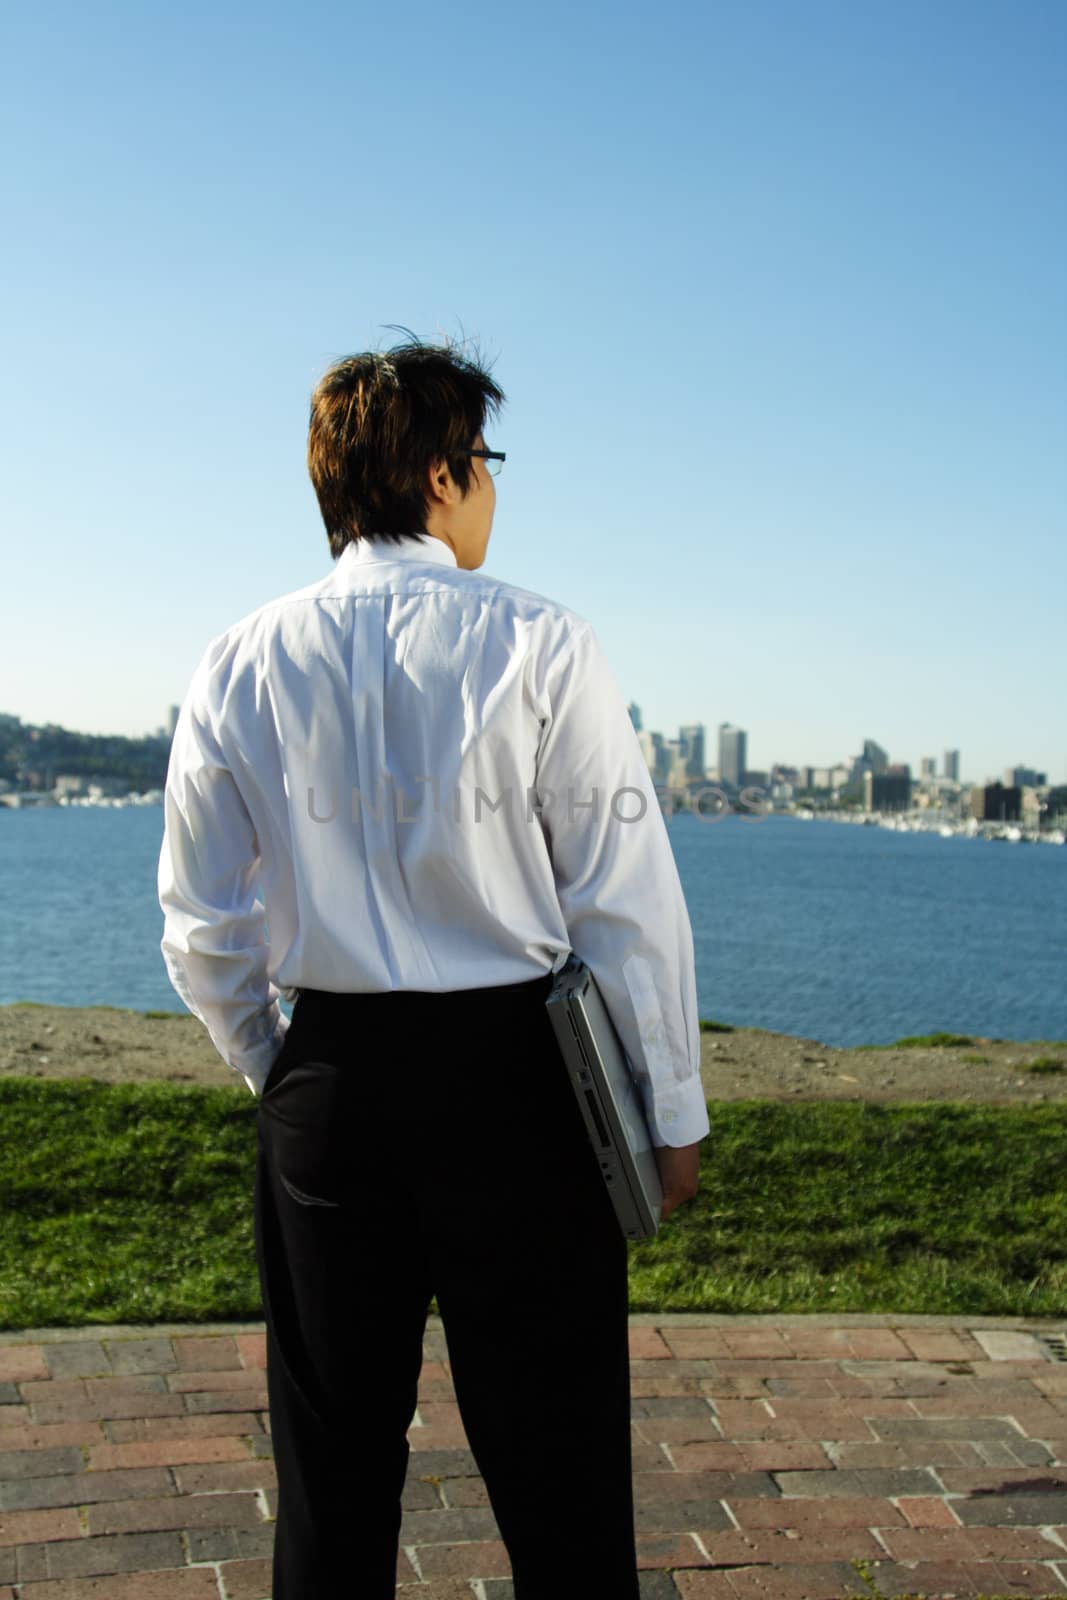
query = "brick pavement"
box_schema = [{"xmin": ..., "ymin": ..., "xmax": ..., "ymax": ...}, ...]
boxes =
[{"xmin": 0, "ymin": 1315, "xmax": 1065, "ymax": 1599}]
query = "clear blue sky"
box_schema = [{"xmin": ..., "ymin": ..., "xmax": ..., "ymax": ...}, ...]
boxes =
[{"xmin": 2, "ymin": 0, "xmax": 1063, "ymax": 785}]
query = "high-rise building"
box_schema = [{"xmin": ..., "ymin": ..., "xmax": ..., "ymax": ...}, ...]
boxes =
[
  {"xmin": 627, "ymin": 702, "xmax": 642, "ymax": 732},
  {"xmin": 867, "ymin": 771, "xmax": 912, "ymax": 813},
  {"xmin": 678, "ymin": 723, "xmax": 706, "ymax": 780},
  {"xmin": 842, "ymin": 740, "xmax": 889, "ymax": 800},
  {"xmin": 920, "ymin": 757, "xmax": 936, "ymax": 780},
  {"xmin": 971, "ymin": 782, "xmax": 1020, "ymax": 822},
  {"xmin": 650, "ymin": 732, "xmax": 673, "ymax": 787},
  {"xmin": 862, "ymin": 739, "xmax": 889, "ymax": 774},
  {"xmin": 1006, "ymin": 765, "xmax": 1047, "ymax": 788},
  {"xmin": 669, "ymin": 741, "xmax": 690, "ymax": 787},
  {"xmin": 165, "ymin": 704, "xmax": 181, "ymax": 740},
  {"xmin": 718, "ymin": 723, "xmax": 746, "ymax": 788},
  {"xmin": 943, "ymin": 749, "xmax": 960, "ymax": 782}
]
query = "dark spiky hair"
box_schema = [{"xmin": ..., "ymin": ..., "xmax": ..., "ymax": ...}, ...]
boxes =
[{"xmin": 307, "ymin": 335, "xmax": 505, "ymax": 556}]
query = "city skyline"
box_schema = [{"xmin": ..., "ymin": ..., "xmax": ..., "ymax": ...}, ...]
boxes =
[
  {"xmin": 625, "ymin": 707, "xmax": 1051, "ymax": 791},
  {"xmin": 0, "ymin": 699, "xmax": 1051, "ymax": 795},
  {"xmin": 5, "ymin": 692, "xmax": 1060, "ymax": 787},
  {"xmin": 1, "ymin": 704, "xmax": 1059, "ymax": 817}
]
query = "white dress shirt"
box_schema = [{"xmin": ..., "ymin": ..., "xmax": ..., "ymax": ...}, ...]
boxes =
[{"xmin": 157, "ymin": 534, "xmax": 710, "ymax": 1148}]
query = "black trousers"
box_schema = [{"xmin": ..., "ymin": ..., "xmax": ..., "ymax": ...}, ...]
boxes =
[{"xmin": 253, "ymin": 971, "xmax": 640, "ymax": 1599}]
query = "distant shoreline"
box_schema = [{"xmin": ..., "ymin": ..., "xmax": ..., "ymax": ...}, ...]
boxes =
[{"xmin": 2, "ymin": 795, "xmax": 1065, "ymax": 847}]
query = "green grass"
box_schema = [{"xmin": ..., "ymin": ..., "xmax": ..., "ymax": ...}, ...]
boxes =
[
  {"xmin": 944, "ymin": 1052, "xmax": 1063, "ymax": 1074},
  {"xmin": 6, "ymin": 1000, "xmax": 139, "ymax": 1013},
  {"xmin": 0, "ymin": 1081, "xmax": 260, "ymax": 1329},
  {"xmin": 630, "ymin": 1098, "xmax": 1067, "ymax": 1316},
  {"xmin": 698, "ymin": 1018, "xmax": 735, "ymax": 1033},
  {"xmin": 856, "ymin": 1031, "xmax": 976, "ymax": 1051},
  {"xmin": 1, "ymin": 1082, "xmax": 1066, "ymax": 1329}
]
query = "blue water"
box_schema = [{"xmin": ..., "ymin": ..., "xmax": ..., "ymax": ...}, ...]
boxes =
[
  {"xmin": 1, "ymin": 806, "xmax": 1064, "ymax": 1046},
  {"xmin": 670, "ymin": 813, "xmax": 1066, "ymax": 1045}
]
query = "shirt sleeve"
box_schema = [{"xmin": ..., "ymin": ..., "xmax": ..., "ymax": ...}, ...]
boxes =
[
  {"xmin": 534, "ymin": 623, "xmax": 710, "ymax": 1148},
  {"xmin": 157, "ymin": 642, "xmax": 289, "ymax": 1097}
]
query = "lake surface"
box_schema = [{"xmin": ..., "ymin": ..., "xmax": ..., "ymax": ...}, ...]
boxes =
[{"xmin": 1, "ymin": 806, "xmax": 1064, "ymax": 1046}]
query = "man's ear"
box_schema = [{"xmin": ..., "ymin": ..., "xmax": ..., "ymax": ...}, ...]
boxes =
[{"xmin": 425, "ymin": 457, "xmax": 456, "ymax": 507}]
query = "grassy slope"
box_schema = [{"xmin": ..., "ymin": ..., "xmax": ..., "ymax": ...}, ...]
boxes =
[{"xmin": 2, "ymin": 1081, "xmax": 1065, "ymax": 1330}]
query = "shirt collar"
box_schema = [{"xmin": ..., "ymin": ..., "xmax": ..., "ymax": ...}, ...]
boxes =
[{"xmin": 335, "ymin": 535, "xmax": 458, "ymax": 575}]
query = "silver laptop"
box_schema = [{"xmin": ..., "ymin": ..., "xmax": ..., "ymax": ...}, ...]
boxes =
[{"xmin": 545, "ymin": 954, "xmax": 663, "ymax": 1240}]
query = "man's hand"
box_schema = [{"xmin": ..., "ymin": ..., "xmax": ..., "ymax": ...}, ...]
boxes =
[{"xmin": 653, "ymin": 1140, "xmax": 702, "ymax": 1221}]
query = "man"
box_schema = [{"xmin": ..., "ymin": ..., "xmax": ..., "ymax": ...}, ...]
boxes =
[{"xmin": 158, "ymin": 338, "xmax": 709, "ymax": 1599}]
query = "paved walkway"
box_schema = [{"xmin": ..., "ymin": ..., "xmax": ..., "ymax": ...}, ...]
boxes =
[{"xmin": 0, "ymin": 1315, "xmax": 1065, "ymax": 1599}]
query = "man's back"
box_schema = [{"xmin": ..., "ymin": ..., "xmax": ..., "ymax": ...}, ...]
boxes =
[
  {"xmin": 174, "ymin": 534, "xmax": 586, "ymax": 993},
  {"xmin": 161, "ymin": 531, "xmax": 708, "ymax": 1149}
]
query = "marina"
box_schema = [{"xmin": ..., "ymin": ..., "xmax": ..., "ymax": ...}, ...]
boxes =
[{"xmin": 793, "ymin": 807, "xmax": 1066, "ymax": 845}]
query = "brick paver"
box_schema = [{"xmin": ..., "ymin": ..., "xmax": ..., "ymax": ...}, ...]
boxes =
[{"xmin": 0, "ymin": 1316, "xmax": 1063, "ymax": 1597}]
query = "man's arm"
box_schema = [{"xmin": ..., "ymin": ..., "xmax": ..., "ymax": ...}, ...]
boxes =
[
  {"xmin": 534, "ymin": 622, "xmax": 710, "ymax": 1150},
  {"xmin": 157, "ymin": 647, "xmax": 289, "ymax": 1097}
]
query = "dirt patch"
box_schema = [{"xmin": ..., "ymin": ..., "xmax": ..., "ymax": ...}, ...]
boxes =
[
  {"xmin": 2, "ymin": 1003, "xmax": 1065, "ymax": 1106},
  {"xmin": 0, "ymin": 1006, "xmax": 248, "ymax": 1090},
  {"xmin": 699, "ymin": 1027, "xmax": 1067, "ymax": 1105}
]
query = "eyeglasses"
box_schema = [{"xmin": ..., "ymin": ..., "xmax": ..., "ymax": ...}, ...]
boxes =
[{"xmin": 467, "ymin": 449, "xmax": 506, "ymax": 477}]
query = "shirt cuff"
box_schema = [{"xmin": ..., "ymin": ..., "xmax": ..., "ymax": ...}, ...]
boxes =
[
  {"xmin": 233, "ymin": 1011, "xmax": 290, "ymax": 1098},
  {"xmin": 640, "ymin": 1073, "xmax": 710, "ymax": 1148}
]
